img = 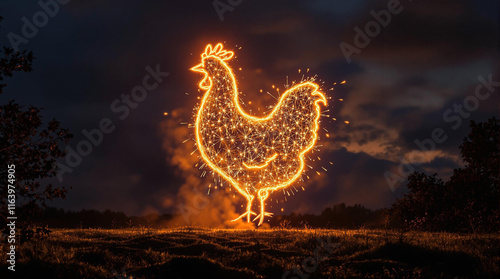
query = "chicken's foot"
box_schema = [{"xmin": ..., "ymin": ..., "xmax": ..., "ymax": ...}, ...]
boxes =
[
  {"xmin": 252, "ymin": 211, "xmax": 273, "ymax": 226},
  {"xmin": 253, "ymin": 190, "xmax": 272, "ymax": 226},
  {"xmin": 231, "ymin": 195, "xmax": 256, "ymax": 223}
]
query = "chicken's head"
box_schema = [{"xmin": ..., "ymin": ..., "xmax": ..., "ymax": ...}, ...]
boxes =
[{"xmin": 190, "ymin": 43, "xmax": 234, "ymax": 90}]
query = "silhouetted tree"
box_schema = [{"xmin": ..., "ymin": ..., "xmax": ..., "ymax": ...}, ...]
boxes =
[
  {"xmin": 447, "ymin": 118, "xmax": 499, "ymax": 232},
  {"xmin": 389, "ymin": 173, "xmax": 448, "ymax": 231},
  {"xmin": 391, "ymin": 118, "xmax": 499, "ymax": 232},
  {"xmin": 271, "ymin": 203, "xmax": 386, "ymax": 229},
  {"xmin": 0, "ymin": 16, "xmax": 72, "ymax": 223}
]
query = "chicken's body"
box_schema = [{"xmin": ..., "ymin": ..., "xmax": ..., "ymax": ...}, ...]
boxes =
[{"xmin": 192, "ymin": 44, "xmax": 327, "ymax": 225}]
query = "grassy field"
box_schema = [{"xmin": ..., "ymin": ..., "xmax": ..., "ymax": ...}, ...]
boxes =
[{"xmin": 1, "ymin": 228, "xmax": 499, "ymax": 278}]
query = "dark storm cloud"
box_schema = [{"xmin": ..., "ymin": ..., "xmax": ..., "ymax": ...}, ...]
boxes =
[
  {"xmin": 421, "ymin": 156, "xmax": 461, "ymax": 173},
  {"xmin": 282, "ymin": 147, "xmax": 399, "ymax": 213},
  {"xmin": 1, "ymin": 0, "xmax": 497, "ymax": 217},
  {"xmin": 395, "ymin": 92, "xmax": 499, "ymax": 155},
  {"xmin": 304, "ymin": 0, "xmax": 367, "ymax": 22},
  {"xmin": 342, "ymin": 0, "xmax": 498, "ymax": 66},
  {"xmin": 317, "ymin": 59, "xmax": 364, "ymax": 80},
  {"xmin": 332, "ymin": 123, "xmax": 391, "ymax": 147}
]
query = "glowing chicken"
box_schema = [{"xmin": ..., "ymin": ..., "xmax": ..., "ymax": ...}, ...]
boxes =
[{"xmin": 191, "ymin": 43, "xmax": 327, "ymax": 225}]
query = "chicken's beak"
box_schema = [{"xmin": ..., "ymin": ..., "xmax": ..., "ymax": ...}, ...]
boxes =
[
  {"xmin": 191, "ymin": 61, "xmax": 211, "ymax": 90},
  {"xmin": 312, "ymin": 90, "xmax": 327, "ymax": 106},
  {"xmin": 190, "ymin": 63, "xmax": 204, "ymax": 73}
]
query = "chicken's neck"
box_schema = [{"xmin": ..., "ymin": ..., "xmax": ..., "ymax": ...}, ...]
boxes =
[{"xmin": 205, "ymin": 63, "xmax": 239, "ymax": 112}]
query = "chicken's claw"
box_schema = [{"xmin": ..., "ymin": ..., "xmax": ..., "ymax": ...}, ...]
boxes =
[
  {"xmin": 253, "ymin": 212, "xmax": 274, "ymax": 226},
  {"xmin": 231, "ymin": 210, "xmax": 257, "ymax": 223},
  {"xmin": 252, "ymin": 212, "xmax": 273, "ymax": 222}
]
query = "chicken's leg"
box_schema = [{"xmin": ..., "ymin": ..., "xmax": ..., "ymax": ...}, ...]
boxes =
[
  {"xmin": 231, "ymin": 194, "xmax": 256, "ymax": 223},
  {"xmin": 252, "ymin": 189, "xmax": 273, "ymax": 226}
]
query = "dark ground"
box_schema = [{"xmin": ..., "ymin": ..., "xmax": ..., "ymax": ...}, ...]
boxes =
[{"xmin": 1, "ymin": 228, "xmax": 499, "ymax": 278}]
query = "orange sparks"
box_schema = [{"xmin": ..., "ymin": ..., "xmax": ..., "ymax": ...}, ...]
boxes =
[{"xmin": 190, "ymin": 43, "xmax": 328, "ymax": 226}]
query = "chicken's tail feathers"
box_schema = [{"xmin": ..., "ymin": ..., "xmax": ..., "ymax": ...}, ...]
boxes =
[
  {"xmin": 312, "ymin": 90, "xmax": 328, "ymax": 107},
  {"xmin": 297, "ymin": 81, "xmax": 328, "ymax": 106},
  {"xmin": 201, "ymin": 43, "xmax": 234, "ymax": 61}
]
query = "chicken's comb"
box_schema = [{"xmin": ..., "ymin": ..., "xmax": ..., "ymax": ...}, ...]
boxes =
[{"xmin": 201, "ymin": 43, "xmax": 234, "ymax": 61}]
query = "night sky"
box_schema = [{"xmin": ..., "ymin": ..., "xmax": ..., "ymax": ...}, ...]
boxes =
[{"xmin": 1, "ymin": 0, "xmax": 498, "ymax": 221}]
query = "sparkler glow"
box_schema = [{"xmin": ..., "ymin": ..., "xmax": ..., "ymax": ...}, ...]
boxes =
[{"xmin": 190, "ymin": 43, "xmax": 327, "ymax": 225}]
